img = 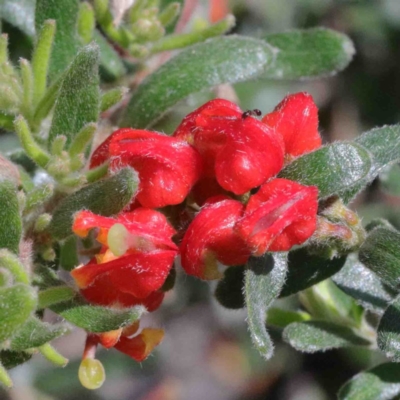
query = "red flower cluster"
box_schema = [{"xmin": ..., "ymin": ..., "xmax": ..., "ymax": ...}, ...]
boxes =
[{"xmin": 71, "ymin": 92, "xmax": 321, "ymax": 364}]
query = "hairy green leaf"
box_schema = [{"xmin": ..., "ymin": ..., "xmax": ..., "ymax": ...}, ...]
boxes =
[
  {"xmin": 280, "ymin": 248, "xmax": 346, "ymax": 297},
  {"xmin": 263, "ymin": 28, "xmax": 355, "ymax": 80},
  {"xmin": 0, "ymin": 350, "xmax": 32, "ymax": 369},
  {"xmin": 35, "ymin": 0, "xmax": 80, "ymax": 80},
  {"xmin": 49, "ymin": 167, "xmax": 139, "ymax": 239},
  {"xmin": 378, "ymin": 294, "xmax": 400, "ymax": 361},
  {"xmin": 283, "ymin": 321, "xmax": 370, "ymax": 352},
  {"xmin": 48, "ymin": 43, "xmax": 100, "ymax": 148},
  {"xmin": 121, "ymin": 35, "xmax": 274, "ymax": 128},
  {"xmin": 279, "ymin": 143, "xmax": 372, "ymax": 199},
  {"xmin": 244, "ymin": 253, "xmax": 288, "ymax": 359},
  {"xmin": 359, "ymin": 227, "xmax": 400, "ymax": 290},
  {"xmin": 333, "ymin": 253, "xmax": 396, "ymax": 314},
  {"xmin": 51, "ymin": 300, "xmax": 146, "ymax": 332},
  {"xmin": 94, "ymin": 30, "xmax": 126, "ymax": 82},
  {"xmin": 0, "ymin": 179, "xmax": 22, "ymax": 254},
  {"xmin": 342, "ymin": 124, "xmax": 400, "ymax": 202},
  {"xmin": 338, "ymin": 362, "xmax": 400, "ymax": 400},
  {"xmin": 0, "ymin": 0, "xmax": 35, "ymax": 37},
  {"xmin": 10, "ymin": 317, "xmax": 68, "ymax": 351},
  {"xmin": 0, "ymin": 284, "xmax": 37, "ymax": 343}
]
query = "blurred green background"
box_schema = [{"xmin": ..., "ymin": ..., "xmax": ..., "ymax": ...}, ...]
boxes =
[{"xmin": 2, "ymin": 0, "xmax": 400, "ymax": 399}]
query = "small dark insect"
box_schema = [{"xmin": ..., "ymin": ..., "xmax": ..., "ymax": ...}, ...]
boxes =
[{"xmin": 242, "ymin": 109, "xmax": 262, "ymax": 119}]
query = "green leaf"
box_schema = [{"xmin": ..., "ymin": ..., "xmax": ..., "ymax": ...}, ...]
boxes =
[
  {"xmin": 94, "ymin": 30, "xmax": 126, "ymax": 82},
  {"xmin": 49, "ymin": 167, "xmax": 139, "ymax": 239},
  {"xmin": 359, "ymin": 227, "xmax": 400, "ymax": 290},
  {"xmin": 283, "ymin": 321, "xmax": 371, "ymax": 353},
  {"xmin": 0, "ymin": 0, "xmax": 36, "ymax": 38},
  {"xmin": 244, "ymin": 253, "xmax": 288, "ymax": 359},
  {"xmin": 35, "ymin": 0, "xmax": 80, "ymax": 81},
  {"xmin": 160, "ymin": 0, "xmax": 183, "ymax": 34},
  {"xmin": 121, "ymin": 35, "xmax": 274, "ymax": 128},
  {"xmin": 378, "ymin": 294, "xmax": 400, "ymax": 362},
  {"xmin": 280, "ymin": 248, "xmax": 346, "ymax": 297},
  {"xmin": 0, "ymin": 350, "xmax": 32, "ymax": 369},
  {"xmin": 59, "ymin": 236, "xmax": 78, "ymax": 271},
  {"xmin": 215, "ymin": 266, "xmax": 245, "ymax": 309},
  {"xmin": 266, "ymin": 308, "xmax": 311, "ymax": 329},
  {"xmin": 0, "ymin": 284, "xmax": 37, "ymax": 343},
  {"xmin": 38, "ymin": 286, "xmax": 75, "ymax": 309},
  {"xmin": 333, "ymin": 253, "xmax": 396, "ymax": 314},
  {"xmin": 0, "ymin": 179, "xmax": 22, "ymax": 254},
  {"xmin": 10, "ymin": 317, "xmax": 68, "ymax": 351},
  {"xmin": 51, "ymin": 300, "xmax": 146, "ymax": 332},
  {"xmin": 48, "ymin": 43, "xmax": 100, "ymax": 148},
  {"xmin": 342, "ymin": 125, "xmax": 400, "ymax": 203},
  {"xmin": 263, "ymin": 28, "xmax": 355, "ymax": 80},
  {"xmin": 279, "ymin": 143, "xmax": 372, "ymax": 199},
  {"xmin": 338, "ymin": 362, "xmax": 400, "ymax": 400}
]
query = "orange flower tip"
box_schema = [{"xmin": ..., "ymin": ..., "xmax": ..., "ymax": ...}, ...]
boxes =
[
  {"xmin": 142, "ymin": 328, "xmax": 165, "ymax": 358},
  {"xmin": 98, "ymin": 329, "xmax": 122, "ymax": 349},
  {"xmin": 107, "ymin": 223, "xmax": 129, "ymax": 256},
  {"xmin": 122, "ymin": 321, "xmax": 140, "ymax": 337}
]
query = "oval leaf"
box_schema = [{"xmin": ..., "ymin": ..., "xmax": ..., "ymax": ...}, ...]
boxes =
[
  {"xmin": 244, "ymin": 253, "xmax": 288, "ymax": 360},
  {"xmin": 51, "ymin": 300, "xmax": 146, "ymax": 332},
  {"xmin": 280, "ymin": 248, "xmax": 346, "ymax": 297},
  {"xmin": 121, "ymin": 35, "xmax": 274, "ymax": 128},
  {"xmin": 359, "ymin": 227, "xmax": 400, "ymax": 291},
  {"xmin": 333, "ymin": 253, "xmax": 396, "ymax": 314},
  {"xmin": 283, "ymin": 321, "xmax": 370, "ymax": 353},
  {"xmin": 338, "ymin": 362, "xmax": 400, "ymax": 400},
  {"xmin": 279, "ymin": 142, "xmax": 372, "ymax": 199},
  {"xmin": 263, "ymin": 28, "xmax": 355, "ymax": 80},
  {"xmin": 378, "ymin": 294, "xmax": 400, "ymax": 362},
  {"xmin": 48, "ymin": 43, "xmax": 100, "ymax": 148},
  {"xmin": 0, "ymin": 284, "xmax": 37, "ymax": 343},
  {"xmin": 0, "ymin": 179, "xmax": 22, "ymax": 254},
  {"xmin": 10, "ymin": 317, "xmax": 69, "ymax": 351},
  {"xmin": 35, "ymin": 0, "xmax": 80, "ymax": 80},
  {"xmin": 0, "ymin": 0, "xmax": 35, "ymax": 38},
  {"xmin": 341, "ymin": 125, "xmax": 400, "ymax": 202},
  {"xmin": 49, "ymin": 167, "xmax": 139, "ymax": 239}
]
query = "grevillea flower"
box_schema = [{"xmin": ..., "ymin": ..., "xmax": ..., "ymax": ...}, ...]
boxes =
[
  {"xmin": 180, "ymin": 198, "xmax": 250, "ymax": 280},
  {"xmin": 71, "ymin": 208, "xmax": 178, "ymax": 302},
  {"xmin": 235, "ymin": 178, "xmax": 318, "ymax": 255},
  {"xmin": 174, "ymin": 99, "xmax": 284, "ymax": 195},
  {"xmin": 90, "ymin": 128, "xmax": 203, "ymax": 208},
  {"xmin": 261, "ymin": 92, "xmax": 321, "ymax": 160}
]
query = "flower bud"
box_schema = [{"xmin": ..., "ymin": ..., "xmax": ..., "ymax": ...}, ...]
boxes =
[
  {"xmin": 174, "ymin": 99, "xmax": 284, "ymax": 194},
  {"xmin": 90, "ymin": 129, "xmax": 203, "ymax": 208},
  {"xmin": 236, "ymin": 178, "xmax": 318, "ymax": 255},
  {"xmin": 262, "ymin": 92, "xmax": 321, "ymax": 160},
  {"xmin": 180, "ymin": 198, "xmax": 250, "ymax": 280}
]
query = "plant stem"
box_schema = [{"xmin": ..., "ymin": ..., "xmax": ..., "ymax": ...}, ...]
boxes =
[{"xmin": 39, "ymin": 343, "xmax": 68, "ymax": 367}]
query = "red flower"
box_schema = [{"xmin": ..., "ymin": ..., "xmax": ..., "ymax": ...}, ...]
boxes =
[
  {"xmin": 262, "ymin": 92, "xmax": 321, "ymax": 159},
  {"xmin": 174, "ymin": 99, "xmax": 284, "ymax": 195},
  {"xmin": 90, "ymin": 128, "xmax": 203, "ymax": 208},
  {"xmin": 236, "ymin": 178, "xmax": 318, "ymax": 255},
  {"xmin": 180, "ymin": 198, "xmax": 250, "ymax": 280},
  {"xmin": 71, "ymin": 208, "xmax": 178, "ymax": 303}
]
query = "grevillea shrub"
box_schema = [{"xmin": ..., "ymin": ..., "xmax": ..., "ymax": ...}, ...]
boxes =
[{"xmin": 2, "ymin": 1, "xmax": 400, "ymax": 398}]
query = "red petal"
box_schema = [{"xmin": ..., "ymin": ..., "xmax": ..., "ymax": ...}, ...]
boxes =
[
  {"xmin": 104, "ymin": 129, "xmax": 203, "ymax": 208},
  {"xmin": 236, "ymin": 178, "xmax": 318, "ymax": 255},
  {"xmin": 114, "ymin": 328, "xmax": 164, "ymax": 362},
  {"xmin": 262, "ymin": 92, "xmax": 321, "ymax": 157},
  {"xmin": 72, "ymin": 250, "xmax": 176, "ymax": 298},
  {"xmin": 180, "ymin": 199, "xmax": 250, "ymax": 279},
  {"xmin": 174, "ymin": 99, "xmax": 284, "ymax": 194}
]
